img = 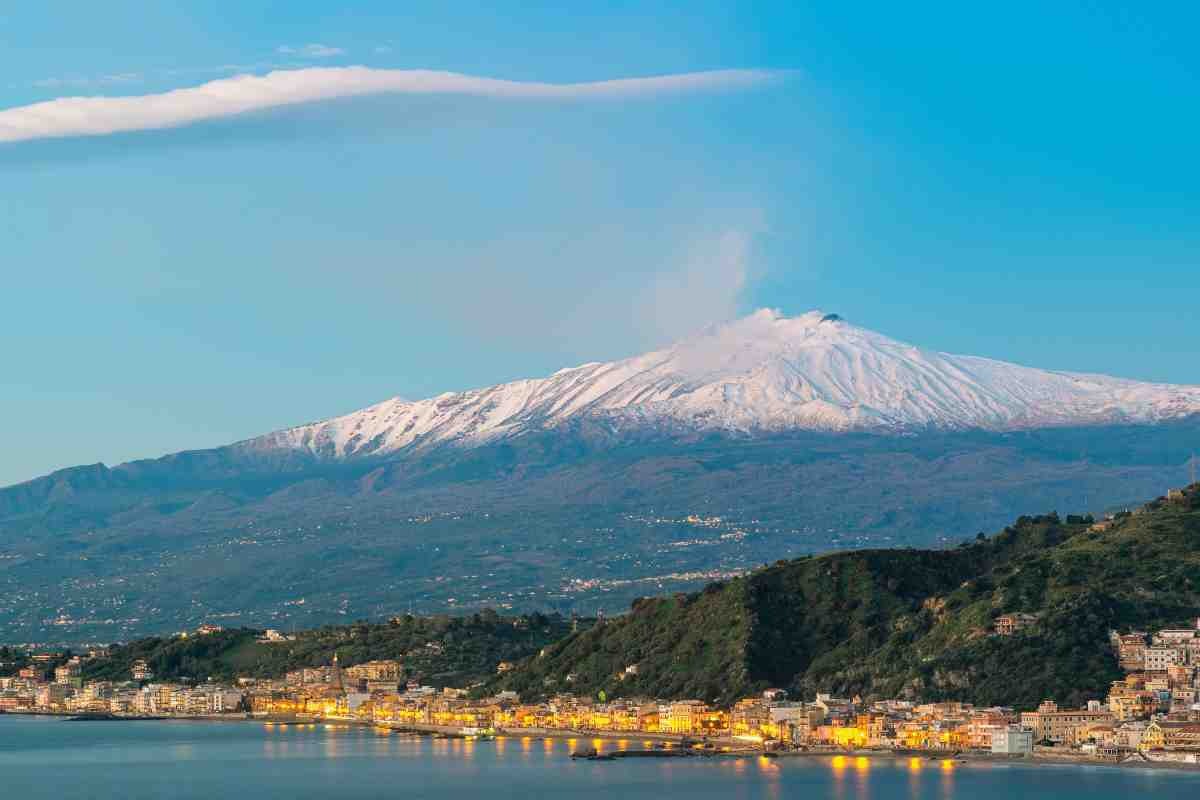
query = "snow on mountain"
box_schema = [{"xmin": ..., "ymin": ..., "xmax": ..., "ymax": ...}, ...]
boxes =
[{"xmin": 249, "ymin": 309, "xmax": 1200, "ymax": 459}]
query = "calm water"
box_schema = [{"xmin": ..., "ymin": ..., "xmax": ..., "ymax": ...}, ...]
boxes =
[{"xmin": 2, "ymin": 715, "xmax": 1199, "ymax": 799}]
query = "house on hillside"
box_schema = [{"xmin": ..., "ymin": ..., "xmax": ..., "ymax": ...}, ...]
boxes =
[
  {"xmin": 1144, "ymin": 647, "xmax": 1184, "ymax": 672},
  {"xmin": 995, "ymin": 613, "xmax": 1038, "ymax": 636},
  {"xmin": 1110, "ymin": 631, "xmax": 1149, "ymax": 670}
]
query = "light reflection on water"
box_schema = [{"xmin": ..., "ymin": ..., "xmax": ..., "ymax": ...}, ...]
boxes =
[
  {"xmin": 755, "ymin": 756, "xmax": 782, "ymax": 800},
  {"xmin": 830, "ymin": 755, "xmax": 846, "ymax": 800},
  {"xmin": 322, "ymin": 730, "xmax": 342, "ymax": 760},
  {"xmin": 909, "ymin": 757, "xmax": 923, "ymax": 799},
  {"xmin": 941, "ymin": 759, "xmax": 957, "ymax": 800},
  {"xmin": 3, "ymin": 718, "xmax": 1200, "ymax": 800},
  {"xmin": 169, "ymin": 744, "xmax": 196, "ymax": 761},
  {"xmin": 851, "ymin": 757, "xmax": 871, "ymax": 800}
]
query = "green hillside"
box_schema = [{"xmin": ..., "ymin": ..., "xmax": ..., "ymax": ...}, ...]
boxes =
[
  {"xmin": 76, "ymin": 611, "xmax": 572, "ymax": 686},
  {"xmin": 495, "ymin": 485, "xmax": 1200, "ymax": 707}
]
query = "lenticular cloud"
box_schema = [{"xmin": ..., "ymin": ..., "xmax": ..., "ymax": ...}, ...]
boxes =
[{"xmin": 0, "ymin": 66, "xmax": 777, "ymax": 144}]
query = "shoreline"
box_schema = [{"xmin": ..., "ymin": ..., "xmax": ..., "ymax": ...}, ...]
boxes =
[
  {"xmin": 1, "ymin": 710, "xmax": 251, "ymax": 723},
  {"xmin": 770, "ymin": 747, "xmax": 1200, "ymax": 773},
  {"xmin": 6, "ymin": 711, "xmax": 1200, "ymax": 773}
]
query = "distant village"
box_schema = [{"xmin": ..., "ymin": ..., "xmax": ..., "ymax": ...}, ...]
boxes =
[{"xmin": 4, "ymin": 617, "xmax": 1200, "ymax": 765}]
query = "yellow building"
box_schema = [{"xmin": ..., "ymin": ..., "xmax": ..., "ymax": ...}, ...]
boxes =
[{"xmin": 660, "ymin": 701, "xmax": 710, "ymax": 735}]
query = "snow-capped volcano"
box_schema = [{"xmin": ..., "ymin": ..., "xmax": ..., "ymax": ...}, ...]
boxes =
[{"xmin": 251, "ymin": 309, "xmax": 1200, "ymax": 459}]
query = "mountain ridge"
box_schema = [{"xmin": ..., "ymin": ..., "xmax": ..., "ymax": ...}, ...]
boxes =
[
  {"xmin": 6, "ymin": 309, "xmax": 1199, "ymax": 493},
  {"xmin": 246, "ymin": 309, "xmax": 1200, "ymax": 462}
]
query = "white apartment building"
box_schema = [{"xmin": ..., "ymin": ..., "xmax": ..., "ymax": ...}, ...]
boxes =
[
  {"xmin": 1145, "ymin": 647, "xmax": 1184, "ymax": 672},
  {"xmin": 992, "ymin": 727, "xmax": 1033, "ymax": 755}
]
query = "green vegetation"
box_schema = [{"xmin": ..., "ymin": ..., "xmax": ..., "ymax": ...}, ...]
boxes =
[
  {"xmin": 0, "ymin": 645, "xmax": 32, "ymax": 675},
  {"xmin": 80, "ymin": 611, "xmax": 573, "ymax": 686},
  {"xmin": 495, "ymin": 485, "xmax": 1200, "ymax": 708},
  {"xmin": 0, "ymin": 647, "xmax": 75, "ymax": 678}
]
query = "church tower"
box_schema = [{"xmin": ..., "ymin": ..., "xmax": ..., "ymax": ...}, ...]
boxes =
[{"xmin": 330, "ymin": 651, "xmax": 345, "ymax": 693}]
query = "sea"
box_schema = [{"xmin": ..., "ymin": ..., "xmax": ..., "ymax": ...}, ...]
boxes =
[{"xmin": 2, "ymin": 714, "xmax": 1199, "ymax": 799}]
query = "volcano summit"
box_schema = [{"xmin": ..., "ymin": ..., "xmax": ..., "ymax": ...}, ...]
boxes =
[
  {"xmin": 3, "ymin": 311, "xmax": 1198, "ymax": 641},
  {"xmin": 248, "ymin": 309, "xmax": 1200, "ymax": 460}
]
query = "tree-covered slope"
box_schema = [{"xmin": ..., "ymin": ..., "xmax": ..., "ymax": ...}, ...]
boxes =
[
  {"xmin": 77, "ymin": 611, "xmax": 572, "ymax": 686},
  {"xmin": 496, "ymin": 485, "xmax": 1200, "ymax": 707},
  {"xmin": 492, "ymin": 581, "xmax": 757, "ymax": 702}
]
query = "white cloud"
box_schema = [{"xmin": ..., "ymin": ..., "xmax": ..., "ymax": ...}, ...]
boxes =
[
  {"xmin": 390, "ymin": 214, "xmax": 768, "ymax": 358},
  {"xmin": 277, "ymin": 44, "xmax": 345, "ymax": 58},
  {"xmin": 32, "ymin": 72, "xmax": 144, "ymax": 89},
  {"xmin": 637, "ymin": 223, "xmax": 763, "ymax": 345},
  {"xmin": 0, "ymin": 66, "xmax": 781, "ymax": 145}
]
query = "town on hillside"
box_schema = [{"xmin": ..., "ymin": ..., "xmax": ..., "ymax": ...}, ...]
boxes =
[{"xmin": 5, "ymin": 617, "xmax": 1200, "ymax": 765}]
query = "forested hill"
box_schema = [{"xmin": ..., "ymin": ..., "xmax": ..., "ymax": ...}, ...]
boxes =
[
  {"xmin": 71, "ymin": 612, "xmax": 573, "ymax": 686},
  {"xmin": 494, "ymin": 484, "xmax": 1200, "ymax": 708}
]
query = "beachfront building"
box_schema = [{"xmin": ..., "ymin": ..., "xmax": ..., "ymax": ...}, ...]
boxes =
[
  {"xmin": 731, "ymin": 698, "xmax": 770, "ymax": 738},
  {"xmin": 966, "ymin": 709, "xmax": 1012, "ymax": 749},
  {"xmin": 1020, "ymin": 701, "xmax": 1113, "ymax": 745},
  {"xmin": 36, "ymin": 683, "xmax": 72, "ymax": 710},
  {"xmin": 659, "ymin": 700, "xmax": 710, "ymax": 735},
  {"xmin": 1140, "ymin": 721, "xmax": 1200, "ymax": 752},
  {"xmin": 991, "ymin": 726, "xmax": 1033, "ymax": 755}
]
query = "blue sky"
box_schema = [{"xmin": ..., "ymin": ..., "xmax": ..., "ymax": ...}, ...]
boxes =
[{"xmin": 2, "ymin": 1, "xmax": 1198, "ymax": 486}]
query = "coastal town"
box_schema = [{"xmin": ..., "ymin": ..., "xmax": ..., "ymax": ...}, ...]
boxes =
[{"xmin": 5, "ymin": 617, "xmax": 1200, "ymax": 767}]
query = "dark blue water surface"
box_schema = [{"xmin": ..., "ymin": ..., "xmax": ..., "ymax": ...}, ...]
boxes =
[{"xmin": 2, "ymin": 714, "xmax": 1199, "ymax": 799}]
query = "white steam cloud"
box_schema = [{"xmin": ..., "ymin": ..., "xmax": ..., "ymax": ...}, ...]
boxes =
[
  {"xmin": 638, "ymin": 226, "xmax": 760, "ymax": 345},
  {"xmin": 0, "ymin": 66, "xmax": 778, "ymax": 145}
]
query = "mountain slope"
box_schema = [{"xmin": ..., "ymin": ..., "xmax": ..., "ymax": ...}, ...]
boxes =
[
  {"xmin": 3, "ymin": 311, "xmax": 1200, "ymax": 644},
  {"xmin": 494, "ymin": 484, "xmax": 1200, "ymax": 707},
  {"xmin": 248, "ymin": 310, "xmax": 1200, "ymax": 459},
  {"xmin": 1, "ymin": 422, "xmax": 1196, "ymax": 644}
]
